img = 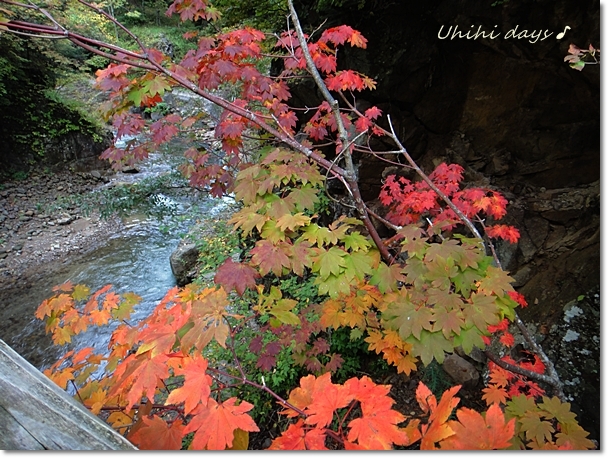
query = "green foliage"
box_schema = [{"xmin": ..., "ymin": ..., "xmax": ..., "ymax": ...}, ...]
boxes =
[
  {"xmin": 420, "ymin": 360, "xmax": 454, "ymax": 396},
  {"xmin": 52, "ymin": 170, "xmax": 188, "ymax": 219},
  {"xmin": 11, "ymin": 171, "xmax": 29, "ymax": 181},
  {"xmin": 193, "ymin": 221, "xmax": 242, "ymax": 275},
  {"xmin": 0, "ymin": 33, "xmax": 108, "ymax": 177},
  {"xmin": 128, "ymin": 25, "xmax": 200, "ymax": 61}
]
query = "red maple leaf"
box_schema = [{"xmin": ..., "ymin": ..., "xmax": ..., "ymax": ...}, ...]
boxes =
[
  {"xmin": 354, "ymin": 116, "xmax": 373, "ymax": 133},
  {"xmin": 507, "ymin": 290, "xmax": 528, "ymax": 307},
  {"xmin": 325, "ymin": 70, "xmax": 368, "ymax": 92},
  {"xmin": 184, "ymin": 397, "xmax": 259, "ymax": 450},
  {"xmin": 499, "ymin": 332, "xmax": 515, "ymax": 347},
  {"xmin": 214, "ymin": 258, "xmax": 260, "ymax": 296},
  {"xmin": 304, "ymin": 373, "xmax": 352, "ymax": 427},
  {"xmin": 345, "ymin": 376, "xmax": 409, "ymax": 449},
  {"xmin": 485, "ymin": 224, "xmax": 520, "ymax": 243},
  {"xmin": 151, "ymin": 121, "xmax": 179, "ymax": 145},
  {"xmin": 364, "ymin": 106, "xmax": 382, "ymax": 120},
  {"xmin": 487, "ymin": 318, "xmax": 509, "ymax": 333},
  {"xmin": 320, "ymin": 25, "xmax": 368, "ymax": 49},
  {"xmin": 250, "ymin": 240, "xmax": 291, "ymax": 276}
]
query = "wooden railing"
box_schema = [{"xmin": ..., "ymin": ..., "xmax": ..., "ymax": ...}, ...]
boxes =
[{"xmin": 0, "ymin": 339, "xmax": 137, "ymax": 450}]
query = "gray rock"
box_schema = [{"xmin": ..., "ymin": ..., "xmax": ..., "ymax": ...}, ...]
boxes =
[
  {"xmin": 56, "ymin": 214, "xmax": 74, "ymax": 225},
  {"xmin": 442, "ymin": 354, "xmax": 479, "ymax": 388},
  {"xmin": 169, "ymin": 241, "xmax": 199, "ymax": 286}
]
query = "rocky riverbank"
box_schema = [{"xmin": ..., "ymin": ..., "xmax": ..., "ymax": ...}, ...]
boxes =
[{"xmin": 0, "ymin": 169, "xmax": 125, "ymax": 293}]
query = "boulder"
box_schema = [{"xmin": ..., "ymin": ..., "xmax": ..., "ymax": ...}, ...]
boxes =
[
  {"xmin": 169, "ymin": 241, "xmax": 199, "ymax": 286},
  {"xmin": 442, "ymin": 354, "xmax": 479, "ymax": 388}
]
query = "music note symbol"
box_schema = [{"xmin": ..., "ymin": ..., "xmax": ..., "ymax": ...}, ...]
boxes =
[{"xmin": 556, "ymin": 26, "xmax": 571, "ymax": 40}]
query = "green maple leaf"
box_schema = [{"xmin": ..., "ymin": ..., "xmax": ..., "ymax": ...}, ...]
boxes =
[
  {"xmin": 234, "ymin": 169, "xmax": 263, "ymax": 203},
  {"xmin": 258, "ymin": 174, "xmax": 283, "ymax": 196},
  {"xmin": 426, "ymin": 287, "xmax": 464, "ymax": 310},
  {"xmin": 454, "ymin": 240, "xmax": 485, "ymax": 269},
  {"xmin": 431, "ymin": 304, "xmax": 464, "ymax": 339},
  {"xmin": 265, "ymin": 195, "xmax": 294, "ymax": 220},
  {"xmin": 71, "ymin": 284, "xmax": 91, "ymax": 302},
  {"xmin": 312, "ymin": 246, "xmax": 347, "ymax": 279},
  {"xmin": 112, "ymin": 300, "xmax": 136, "ymax": 321},
  {"xmin": 127, "ymin": 88, "xmax": 143, "ymax": 107},
  {"xmin": 370, "ymin": 262, "xmax": 406, "ymax": 293},
  {"xmin": 342, "ymin": 250, "xmax": 374, "ymax": 281},
  {"xmin": 261, "ymin": 219, "xmax": 287, "ymax": 243},
  {"xmin": 424, "ymin": 239, "xmax": 463, "ymax": 264},
  {"xmin": 452, "ymin": 267, "xmax": 482, "ymax": 298},
  {"xmin": 477, "ymin": 265, "xmax": 514, "ymax": 297},
  {"xmin": 424, "ymin": 255, "xmax": 459, "ymax": 290},
  {"xmin": 402, "ymin": 257, "xmax": 428, "ymax": 289},
  {"xmin": 285, "ymin": 185, "xmax": 319, "ymax": 211},
  {"xmin": 506, "ymin": 394, "xmax": 539, "ymax": 418},
  {"xmin": 342, "ymin": 231, "xmax": 371, "ymax": 252},
  {"xmin": 383, "ymin": 293, "xmax": 433, "ymax": 340},
  {"xmin": 407, "ymin": 330, "xmax": 454, "ymax": 365},
  {"xmin": 350, "ymin": 327, "xmax": 364, "ymax": 340},
  {"xmin": 143, "ymin": 75, "xmax": 171, "ymax": 96},
  {"xmin": 463, "ymin": 293, "xmax": 500, "ymax": 331},
  {"xmin": 519, "ymin": 411, "xmax": 555, "ymax": 445},
  {"xmin": 452, "ymin": 326, "xmax": 485, "ymax": 354},
  {"xmin": 555, "ymin": 422, "xmax": 596, "ymax": 449},
  {"xmin": 538, "ymin": 397, "xmax": 577, "ymax": 425},
  {"xmin": 300, "ymin": 224, "xmax": 338, "ymax": 247},
  {"xmin": 495, "ymin": 295, "xmax": 517, "ymax": 321},
  {"xmin": 230, "ymin": 204, "xmax": 267, "ymax": 236},
  {"xmin": 315, "ymin": 272, "xmax": 351, "ymax": 298},
  {"xmin": 398, "ymin": 226, "xmax": 428, "ymax": 258},
  {"xmin": 276, "ymin": 212, "xmax": 311, "ymax": 232},
  {"xmin": 270, "ymin": 298, "xmax": 301, "ymax": 326}
]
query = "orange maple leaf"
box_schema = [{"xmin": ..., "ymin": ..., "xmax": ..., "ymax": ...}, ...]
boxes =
[
  {"xmin": 184, "ymin": 397, "xmax": 259, "ymax": 450},
  {"xmin": 303, "ymin": 373, "xmax": 353, "ymax": 428},
  {"xmin": 111, "ymin": 353, "xmax": 170, "ymax": 411},
  {"xmin": 417, "ymin": 383, "xmax": 461, "ymax": 450},
  {"xmin": 440, "ymin": 404, "xmax": 515, "ymax": 450},
  {"xmin": 268, "ymin": 419, "xmax": 328, "ymax": 450},
  {"xmin": 165, "ymin": 354, "xmax": 212, "ymax": 414},
  {"xmin": 482, "ymin": 384, "xmax": 509, "ymax": 406},
  {"xmin": 345, "ymin": 377, "xmax": 409, "ymax": 449},
  {"xmin": 129, "ymin": 416, "xmax": 185, "ymax": 450}
]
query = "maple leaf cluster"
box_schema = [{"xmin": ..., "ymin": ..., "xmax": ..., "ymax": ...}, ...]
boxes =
[
  {"xmin": 318, "ymin": 228, "xmax": 524, "ymax": 371},
  {"xmin": 482, "ymin": 354, "xmax": 547, "ymax": 405},
  {"xmin": 270, "ymin": 373, "xmax": 416, "ymax": 450},
  {"xmin": 379, "ymin": 163, "xmax": 521, "ymax": 244},
  {"xmin": 503, "ymin": 395, "xmax": 595, "ymax": 449}
]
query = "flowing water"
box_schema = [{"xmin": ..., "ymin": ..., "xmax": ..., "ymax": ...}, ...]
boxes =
[{"xmin": 3, "ymin": 145, "xmax": 234, "ymax": 371}]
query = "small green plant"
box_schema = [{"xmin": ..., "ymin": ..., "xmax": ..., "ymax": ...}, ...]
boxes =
[
  {"xmin": 12, "ymin": 170, "xmax": 28, "ymax": 181},
  {"xmin": 194, "ymin": 220, "xmax": 242, "ymax": 276}
]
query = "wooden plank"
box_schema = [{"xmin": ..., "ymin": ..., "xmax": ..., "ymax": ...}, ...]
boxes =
[{"xmin": 0, "ymin": 339, "xmax": 137, "ymax": 450}]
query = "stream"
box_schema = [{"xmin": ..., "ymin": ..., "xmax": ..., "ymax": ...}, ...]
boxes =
[{"xmin": 2, "ymin": 147, "xmax": 232, "ymax": 371}]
